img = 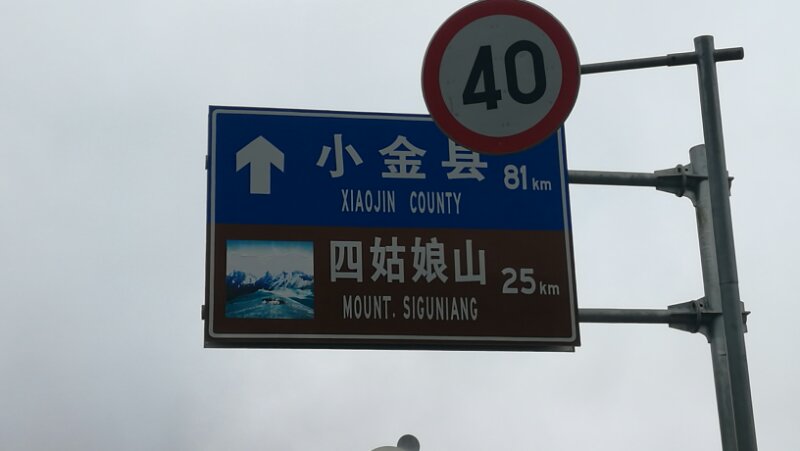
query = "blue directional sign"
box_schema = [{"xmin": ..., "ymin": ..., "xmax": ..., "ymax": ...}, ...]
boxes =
[{"xmin": 205, "ymin": 106, "xmax": 579, "ymax": 350}]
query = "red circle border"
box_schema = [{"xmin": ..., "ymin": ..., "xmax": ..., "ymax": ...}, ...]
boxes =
[{"xmin": 422, "ymin": 0, "xmax": 580, "ymax": 154}]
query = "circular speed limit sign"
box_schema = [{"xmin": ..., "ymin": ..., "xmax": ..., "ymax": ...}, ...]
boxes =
[{"xmin": 422, "ymin": 0, "xmax": 580, "ymax": 154}]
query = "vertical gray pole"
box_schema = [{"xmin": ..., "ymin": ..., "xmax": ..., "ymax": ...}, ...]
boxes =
[
  {"xmin": 689, "ymin": 145, "xmax": 737, "ymax": 451},
  {"xmin": 694, "ymin": 35, "xmax": 758, "ymax": 450}
]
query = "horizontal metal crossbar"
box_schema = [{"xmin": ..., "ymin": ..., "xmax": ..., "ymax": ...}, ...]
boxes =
[
  {"xmin": 579, "ymin": 308, "xmax": 672, "ymax": 324},
  {"xmin": 568, "ymin": 170, "xmax": 657, "ymax": 187},
  {"xmin": 581, "ymin": 47, "xmax": 744, "ymax": 74}
]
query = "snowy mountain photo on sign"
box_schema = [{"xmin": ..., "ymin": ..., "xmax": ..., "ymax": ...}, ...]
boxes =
[{"xmin": 225, "ymin": 240, "xmax": 314, "ymax": 319}]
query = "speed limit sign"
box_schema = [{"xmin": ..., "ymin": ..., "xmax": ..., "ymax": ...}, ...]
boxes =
[{"xmin": 422, "ymin": 0, "xmax": 580, "ymax": 154}]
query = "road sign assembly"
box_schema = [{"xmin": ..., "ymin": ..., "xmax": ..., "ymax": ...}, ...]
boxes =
[
  {"xmin": 201, "ymin": 0, "xmax": 758, "ymax": 443},
  {"xmin": 205, "ymin": 106, "xmax": 579, "ymax": 350}
]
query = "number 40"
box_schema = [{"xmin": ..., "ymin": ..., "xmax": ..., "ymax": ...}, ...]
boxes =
[{"xmin": 462, "ymin": 40, "xmax": 547, "ymax": 110}]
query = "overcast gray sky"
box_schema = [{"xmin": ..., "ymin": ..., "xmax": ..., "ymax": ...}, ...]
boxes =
[{"xmin": 1, "ymin": 1, "xmax": 797, "ymax": 450}]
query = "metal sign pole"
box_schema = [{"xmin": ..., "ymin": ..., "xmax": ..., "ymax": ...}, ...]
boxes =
[
  {"xmin": 688, "ymin": 145, "xmax": 738, "ymax": 451},
  {"xmin": 571, "ymin": 36, "xmax": 757, "ymax": 450},
  {"xmin": 694, "ymin": 35, "xmax": 758, "ymax": 451}
]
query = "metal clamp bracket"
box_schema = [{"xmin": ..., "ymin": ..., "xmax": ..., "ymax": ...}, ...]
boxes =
[
  {"xmin": 655, "ymin": 164, "xmax": 705, "ymax": 200},
  {"xmin": 668, "ymin": 298, "xmax": 749, "ymax": 341}
]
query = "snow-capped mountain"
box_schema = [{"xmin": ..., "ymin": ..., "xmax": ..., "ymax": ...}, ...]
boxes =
[
  {"xmin": 226, "ymin": 270, "xmax": 313, "ymax": 298},
  {"xmin": 266, "ymin": 270, "xmax": 313, "ymax": 290}
]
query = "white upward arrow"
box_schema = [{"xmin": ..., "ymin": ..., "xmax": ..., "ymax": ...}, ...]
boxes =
[{"xmin": 235, "ymin": 136, "xmax": 285, "ymax": 195}]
